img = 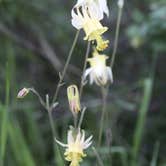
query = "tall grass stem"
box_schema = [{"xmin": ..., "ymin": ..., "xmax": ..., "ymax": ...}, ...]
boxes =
[
  {"xmin": 131, "ymin": 78, "xmax": 153, "ymax": 166},
  {"xmin": 150, "ymin": 141, "xmax": 160, "ymax": 166},
  {"xmin": 0, "ymin": 63, "xmax": 10, "ymax": 166}
]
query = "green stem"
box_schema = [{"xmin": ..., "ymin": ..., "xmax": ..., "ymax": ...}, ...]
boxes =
[
  {"xmin": 150, "ymin": 141, "xmax": 160, "ymax": 166},
  {"xmin": 131, "ymin": 79, "xmax": 153, "ymax": 166},
  {"xmin": 110, "ymin": 6, "xmax": 123, "ymax": 68},
  {"xmin": 29, "ymin": 88, "xmax": 46, "ymax": 109},
  {"xmin": 46, "ymin": 96, "xmax": 65, "ymax": 165},
  {"xmin": 79, "ymin": 41, "xmax": 91, "ymax": 99},
  {"xmin": 0, "ymin": 63, "xmax": 10, "ymax": 166},
  {"xmin": 52, "ymin": 30, "xmax": 80, "ymax": 104},
  {"xmin": 92, "ymin": 146, "xmax": 104, "ymax": 166},
  {"xmin": 97, "ymin": 3, "xmax": 124, "ymax": 161},
  {"xmin": 98, "ymin": 87, "xmax": 108, "ymax": 147},
  {"xmin": 78, "ymin": 107, "xmax": 86, "ymax": 129},
  {"xmin": 131, "ymin": 52, "xmax": 158, "ymax": 166}
]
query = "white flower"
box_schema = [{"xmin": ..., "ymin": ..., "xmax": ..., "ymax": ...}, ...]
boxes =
[
  {"xmin": 55, "ymin": 128, "xmax": 93, "ymax": 166},
  {"xmin": 84, "ymin": 50, "xmax": 113, "ymax": 86},
  {"xmin": 74, "ymin": 0, "xmax": 109, "ymax": 20},
  {"xmin": 71, "ymin": 6, "xmax": 109, "ymax": 51}
]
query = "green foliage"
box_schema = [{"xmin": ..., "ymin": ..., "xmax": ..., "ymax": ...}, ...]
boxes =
[{"xmin": 0, "ymin": 0, "xmax": 165, "ymax": 165}]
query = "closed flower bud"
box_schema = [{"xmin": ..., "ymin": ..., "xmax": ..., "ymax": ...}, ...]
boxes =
[
  {"xmin": 67, "ymin": 85, "xmax": 81, "ymax": 114},
  {"xmin": 17, "ymin": 88, "xmax": 29, "ymax": 98}
]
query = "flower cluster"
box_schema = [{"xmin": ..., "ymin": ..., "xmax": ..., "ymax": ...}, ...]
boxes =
[
  {"xmin": 17, "ymin": 0, "xmax": 124, "ymax": 165},
  {"xmin": 71, "ymin": 0, "xmax": 114, "ymax": 86}
]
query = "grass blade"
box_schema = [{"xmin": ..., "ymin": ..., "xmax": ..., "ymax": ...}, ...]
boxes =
[
  {"xmin": 150, "ymin": 141, "xmax": 160, "ymax": 166},
  {"xmin": 8, "ymin": 121, "xmax": 36, "ymax": 166},
  {"xmin": 0, "ymin": 63, "xmax": 10, "ymax": 165},
  {"xmin": 131, "ymin": 78, "xmax": 153, "ymax": 166}
]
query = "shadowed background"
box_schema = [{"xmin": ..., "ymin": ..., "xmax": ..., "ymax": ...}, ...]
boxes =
[{"xmin": 0, "ymin": 0, "xmax": 166, "ymax": 165}]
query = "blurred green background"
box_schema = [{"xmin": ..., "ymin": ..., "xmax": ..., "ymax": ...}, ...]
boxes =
[{"xmin": 0, "ymin": 0, "xmax": 166, "ymax": 165}]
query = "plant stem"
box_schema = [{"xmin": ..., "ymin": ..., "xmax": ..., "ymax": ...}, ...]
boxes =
[
  {"xmin": 29, "ymin": 88, "xmax": 46, "ymax": 109},
  {"xmin": 78, "ymin": 107, "xmax": 86, "ymax": 129},
  {"xmin": 0, "ymin": 63, "xmax": 10, "ymax": 166},
  {"xmin": 150, "ymin": 141, "xmax": 160, "ymax": 166},
  {"xmin": 98, "ymin": 87, "xmax": 108, "ymax": 147},
  {"xmin": 46, "ymin": 95, "xmax": 64, "ymax": 165},
  {"xmin": 131, "ymin": 78, "xmax": 153, "ymax": 166},
  {"xmin": 79, "ymin": 41, "xmax": 91, "ymax": 99},
  {"xmin": 52, "ymin": 30, "xmax": 80, "ymax": 104},
  {"xmin": 131, "ymin": 52, "xmax": 158, "ymax": 166},
  {"xmin": 92, "ymin": 146, "xmax": 104, "ymax": 166},
  {"xmin": 110, "ymin": 5, "xmax": 123, "ymax": 68},
  {"xmin": 97, "ymin": 3, "xmax": 124, "ymax": 148}
]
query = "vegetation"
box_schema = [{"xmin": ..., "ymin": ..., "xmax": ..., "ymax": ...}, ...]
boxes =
[{"xmin": 0, "ymin": 0, "xmax": 165, "ymax": 165}]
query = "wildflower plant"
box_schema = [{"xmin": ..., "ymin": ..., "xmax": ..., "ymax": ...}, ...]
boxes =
[{"xmin": 17, "ymin": 0, "xmax": 124, "ymax": 165}]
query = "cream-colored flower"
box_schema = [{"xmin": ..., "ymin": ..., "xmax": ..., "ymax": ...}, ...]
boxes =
[
  {"xmin": 56, "ymin": 128, "xmax": 92, "ymax": 166},
  {"xmin": 74, "ymin": 0, "xmax": 109, "ymax": 20},
  {"xmin": 67, "ymin": 85, "xmax": 81, "ymax": 115},
  {"xmin": 83, "ymin": 50, "xmax": 113, "ymax": 86},
  {"xmin": 71, "ymin": 6, "xmax": 109, "ymax": 51}
]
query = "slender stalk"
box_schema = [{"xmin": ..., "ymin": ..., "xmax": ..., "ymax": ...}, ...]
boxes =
[
  {"xmin": 98, "ymin": 87, "xmax": 108, "ymax": 147},
  {"xmin": 92, "ymin": 146, "xmax": 104, "ymax": 166},
  {"xmin": 52, "ymin": 30, "xmax": 80, "ymax": 104},
  {"xmin": 97, "ymin": 2, "xmax": 124, "ymax": 147},
  {"xmin": 79, "ymin": 41, "xmax": 91, "ymax": 99},
  {"xmin": 131, "ymin": 52, "xmax": 158, "ymax": 166},
  {"xmin": 150, "ymin": 141, "xmax": 160, "ymax": 166},
  {"xmin": 78, "ymin": 107, "xmax": 86, "ymax": 129},
  {"xmin": 46, "ymin": 95, "xmax": 65, "ymax": 165},
  {"xmin": 131, "ymin": 78, "xmax": 153, "ymax": 166},
  {"xmin": 110, "ymin": 5, "xmax": 123, "ymax": 68},
  {"xmin": 73, "ymin": 114, "xmax": 78, "ymax": 129},
  {"xmin": 0, "ymin": 63, "xmax": 10, "ymax": 166},
  {"xmin": 29, "ymin": 88, "xmax": 46, "ymax": 109}
]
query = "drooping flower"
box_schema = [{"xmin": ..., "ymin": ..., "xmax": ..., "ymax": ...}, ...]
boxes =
[
  {"xmin": 83, "ymin": 49, "xmax": 113, "ymax": 86},
  {"xmin": 56, "ymin": 128, "xmax": 93, "ymax": 166},
  {"xmin": 74, "ymin": 0, "xmax": 109, "ymax": 20},
  {"xmin": 67, "ymin": 85, "xmax": 81, "ymax": 115},
  {"xmin": 71, "ymin": 6, "xmax": 109, "ymax": 51}
]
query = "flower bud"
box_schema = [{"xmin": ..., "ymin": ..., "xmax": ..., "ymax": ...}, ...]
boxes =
[
  {"xmin": 17, "ymin": 88, "xmax": 29, "ymax": 98},
  {"xmin": 67, "ymin": 85, "xmax": 81, "ymax": 114}
]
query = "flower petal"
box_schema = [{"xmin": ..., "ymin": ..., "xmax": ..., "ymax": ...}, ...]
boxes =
[
  {"xmin": 55, "ymin": 138, "xmax": 68, "ymax": 147},
  {"xmin": 107, "ymin": 67, "xmax": 113, "ymax": 83}
]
